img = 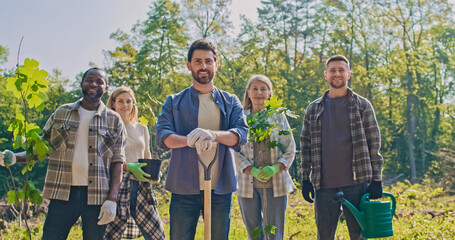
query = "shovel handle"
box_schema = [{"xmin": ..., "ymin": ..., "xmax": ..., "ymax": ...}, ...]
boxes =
[
  {"xmin": 197, "ymin": 143, "xmax": 217, "ymax": 240},
  {"xmin": 197, "ymin": 142, "xmax": 218, "ymax": 181},
  {"xmin": 203, "ymin": 180, "xmax": 211, "ymax": 240}
]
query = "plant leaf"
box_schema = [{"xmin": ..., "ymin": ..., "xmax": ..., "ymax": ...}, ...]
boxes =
[
  {"xmin": 138, "ymin": 116, "xmax": 149, "ymax": 126},
  {"xmin": 251, "ymin": 226, "xmax": 262, "ymax": 239},
  {"xmin": 277, "ymin": 141, "xmax": 287, "ymax": 154},
  {"xmin": 264, "ymin": 224, "xmax": 276, "ymax": 234},
  {"xmin": 7, "ymin": 190, "xmax": 18, "ymax": 205}
]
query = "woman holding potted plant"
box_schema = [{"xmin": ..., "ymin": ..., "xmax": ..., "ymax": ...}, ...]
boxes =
[
  {"xmin": 235, "ymin": 75, "xmax": 296, "ymax": 240},
  {"xmin": 104, "ymin": 86, "xmax": 166, "ymax": 240}
]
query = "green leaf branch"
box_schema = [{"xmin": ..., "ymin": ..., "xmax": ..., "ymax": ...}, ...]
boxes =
[
  {"xmin": 4, "ymin": 56, "xmax": 51, "ymax": 239},
  {"xmin": 247, "ymin": 95, "xmax": 296, "ymax": 153}
]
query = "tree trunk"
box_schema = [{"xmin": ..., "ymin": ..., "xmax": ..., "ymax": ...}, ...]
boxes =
[{"xmin": 406, "ymin": 94, "xmax": 417, "ymax": 183}]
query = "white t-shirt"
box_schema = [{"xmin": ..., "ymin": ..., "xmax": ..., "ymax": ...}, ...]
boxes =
[
  {"xmin": 71, "ymin": 107, "xmax": 96, "ymax": 186},
  {"xmin": 198, "ymin": 93, "xmax": 220, "ymax": 190}
]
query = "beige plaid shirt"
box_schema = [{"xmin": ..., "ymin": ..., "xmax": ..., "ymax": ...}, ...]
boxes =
[
  {"xmin": 235, "ymin": 111, "xmax": 296, "ymax": 198},
  {"xmin": 42, "ymin": 99, "xmax": 126, "ymax": 205}
]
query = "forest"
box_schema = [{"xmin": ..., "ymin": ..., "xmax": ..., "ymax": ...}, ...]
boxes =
[{"xmin": 0, "ymin": 0, "xmax": 455, "ymax": 238}]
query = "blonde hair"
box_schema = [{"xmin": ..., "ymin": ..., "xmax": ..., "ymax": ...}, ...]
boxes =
[
  {"xmin": 242, "ymin": 75, "xmax": 273, "ymax": 110},
  {"xmin": 107, "ymin": 86, "xmax": 138, "ymax": 123}
]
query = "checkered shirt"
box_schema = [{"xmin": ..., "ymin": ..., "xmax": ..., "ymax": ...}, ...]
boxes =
[
  {"xmin": 235, "ymin": 111, "xmax": 296, "ymax": 198},
  {"xmin": 104, "ymin": 172, "xmax": 166, "ymax": 239},
  {"xmin": 300, "ymin": 89, "xmax": 383, "ymax": 190},
  {"xmin": 41, "ymin": 99, "xmax": 126, "ymax": 205}
]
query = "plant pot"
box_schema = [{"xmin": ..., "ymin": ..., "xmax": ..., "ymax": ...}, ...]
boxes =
[
  {"xmin": 253, "ymin": 141, "xmax": 272, "ymax": 168},
  {"xmin": 138, "ymin": 158, "xmax": 162, "ymax": 181}
]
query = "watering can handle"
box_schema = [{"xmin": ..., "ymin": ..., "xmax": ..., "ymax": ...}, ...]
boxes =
[
  {"xmin": 361, "ymin": 192, "xmax": 396, "ymax": 215},
  {"xmin": 383, "ymin": 192, "xmax": 396, "ymax": 215}
]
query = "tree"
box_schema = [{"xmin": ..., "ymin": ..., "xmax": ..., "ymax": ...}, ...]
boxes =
[{"xmin": 182, "ymin": 0, "xmax": 233, "ymax": 40}]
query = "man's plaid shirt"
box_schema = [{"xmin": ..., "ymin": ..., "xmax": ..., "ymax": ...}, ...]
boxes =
[
  {"xmin": 300, "ymin": 89, "xmax": 383, "ymax": 190},
  {"xmin": 42, "ymin": 100, "xmax": 126, "ymax": 205}
]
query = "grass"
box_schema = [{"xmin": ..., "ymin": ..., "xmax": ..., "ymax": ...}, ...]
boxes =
[{"xmin": 1, "ymin": 181, "xmax": 454, "ymax": 239}]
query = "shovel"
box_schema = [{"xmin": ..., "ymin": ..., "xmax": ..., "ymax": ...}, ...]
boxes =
[{"xmin": 196, "ymin": 143, "xmax": 218, "ymax": 240}]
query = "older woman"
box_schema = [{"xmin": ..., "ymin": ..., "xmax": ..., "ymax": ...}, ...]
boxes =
[
  {"xmin": 235, "ymin": 75, "xmax": 296, "ymax": 240},
  {"xmin": 104, "ymin": 86, "xmax": 165, "ymax": 240}
]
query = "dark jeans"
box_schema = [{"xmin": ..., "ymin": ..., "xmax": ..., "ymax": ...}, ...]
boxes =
[
  {"xmin": 169, "ymin": 191, "xmax": 232, "ymax": 240},
  {"xmin": 315, "ymin": 183, "xmax": 368, "ymax": 240},
  {"xmin": 42, "ymin": 186, "xmax": 106, "ymax": 240}
]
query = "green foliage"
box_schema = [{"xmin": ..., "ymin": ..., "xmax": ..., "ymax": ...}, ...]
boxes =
[
  {"xmin": 0, "ymin": 45, "xmax": 8, "ymax": 65},
  {"xmin": 247, "ymin": 95, "xmax": 295, "ymax": 154},
  {"xmin": 2, "ymin": 181, "xmax": 454, "ymax": 239},
  {"xmin": 251, "ymin": 224, "xmax": 276, "ymax": 239},
  {"xmin": 7, "ymin": 181, "xmax": 42, "ymax": 206},
  {"xmin": 2, "ymin": 57, "xmax": 51, "ymax": 238},
  {"xmin": 6, "ymin": 58, "xmax": 49, "ymax": 111},
  {"xmin": 6, "ymin": 58, "xmax": 52, "ymax": 171}
]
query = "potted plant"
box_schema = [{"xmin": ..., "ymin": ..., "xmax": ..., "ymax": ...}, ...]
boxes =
[{"xmin": 247, "ymin": 95, "xmax": 297, "ymax": 240}]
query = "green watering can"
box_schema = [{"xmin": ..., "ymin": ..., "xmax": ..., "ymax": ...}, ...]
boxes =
[{"xmin": 333, "ymin": 191, "xmax": 396, "ymax": 239}]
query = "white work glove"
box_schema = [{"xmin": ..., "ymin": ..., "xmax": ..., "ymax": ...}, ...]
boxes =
[
  {"xmin": 97, "ymin": 200, "xmax": 117, "ymax": 225},
  {"xmin": 195, "ymin": 140, "xmax": 213, "ymax": 154},
  {"xmin": 187, "ymin": 128, "xmax": 216, "ymax": 147},
  {"xmin": 0, "ymin": 150, "xmax": 16, "ymax": 167}
]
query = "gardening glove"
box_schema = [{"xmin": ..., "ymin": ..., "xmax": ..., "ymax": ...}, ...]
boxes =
[
  {"xmin": 250, "ymin": 167, "xmax": 267, "ymax": 182},
  {"xmin": 187, "ymin": 128, "xmax": 216, "ymax": 147},
  {"xmin": 258, "ymin": 164, "xmax": 280, "ymax": 180},
  {"xmin": 366, "ymin": 180, "xmax": 383, "ymax": 199},
  {"xmin": 195, "ymin": 139, "xmax": 213, "ymax": 154},
  {"xmin": 97, "ymin": 200, "xmax": 117, "ymax": 225},
  {"xmin": 301, "ymin": 180, "xmax": 315, "ymax": 203},
  {"xmin": 126, "ymin": 162, "xmax": 151, "ymax": 182},
  {"xmin": 0, "ymin": 150, "xmax": 16, "ymax": 167}
]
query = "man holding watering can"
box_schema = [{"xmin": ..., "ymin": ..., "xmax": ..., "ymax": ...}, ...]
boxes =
[
  {"xmin": 300, "ymin": 55, "xmax": 384, "ymax": 239},
  {"xmin": 156, "ymin": 39, "xmax": 248, "ymax": 240}
]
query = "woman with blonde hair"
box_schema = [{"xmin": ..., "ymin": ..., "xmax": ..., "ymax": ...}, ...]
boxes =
[
  {"xmin": 235, "ymin": 75, "xmax": 296, "ymax": 240},
  {"xmin": 104, "ymin": 86, "xmax": 165, "ymax": 240}
]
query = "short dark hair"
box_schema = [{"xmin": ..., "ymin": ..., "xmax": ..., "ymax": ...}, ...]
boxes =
[
  {"xmin": 325, "ymin": 55, "xmax": 350, "ymax": 70},
  {"xmin": 187, "ymin": 39, "xmax": 218, "ymax": 62},
  {"xmin": 81, "ymin": 67, "xmax": 108, "ymax": 85}
]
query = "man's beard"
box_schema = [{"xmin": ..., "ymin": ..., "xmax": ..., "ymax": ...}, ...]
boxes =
[
  {"xmin": 329, "ymin": 78, "xmax": 347, "ymax": 89},
  {"xmin": 192, "ymin": 69, "xmax": 214, "ymax": 84},
  {"xmin": 82, "ymin": 89, "xmax": 103, "ymax": 100}
]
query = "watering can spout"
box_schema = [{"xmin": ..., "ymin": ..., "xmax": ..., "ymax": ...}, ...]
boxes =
[{"xmin": 333, "ymin": 192, "xmax": 366, "ymax": 230}]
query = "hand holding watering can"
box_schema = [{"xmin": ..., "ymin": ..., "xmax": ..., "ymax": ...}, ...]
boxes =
[{"xmin": 333, "ymin": 187, "xmax": 396, "ymax": 239}]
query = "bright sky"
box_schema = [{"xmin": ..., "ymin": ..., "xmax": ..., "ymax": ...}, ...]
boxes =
[{"xmin": 0, "ymin": 0, "xmax": 260, "ymax": 81}]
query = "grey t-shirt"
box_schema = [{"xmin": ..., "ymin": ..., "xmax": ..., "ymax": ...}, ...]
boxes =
[{"xmin": 320, "ymin": 95, "xmax": 355, "ymax": 188}]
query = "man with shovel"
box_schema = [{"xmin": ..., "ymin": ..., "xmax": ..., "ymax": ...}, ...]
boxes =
[
  {"xmin": 156, "ymin": 39, "xmax": 248, "ymax": 240},
  {"xmin": 300, "ymin": 55, "xmax": 384, "ymax": 240}
]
